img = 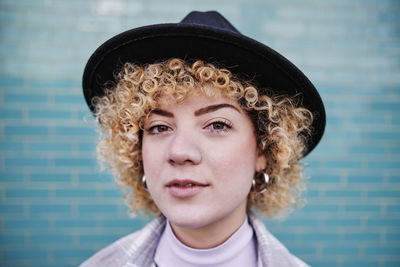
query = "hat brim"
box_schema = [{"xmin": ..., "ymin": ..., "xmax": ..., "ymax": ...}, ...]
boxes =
[{"xmin": 83, "ymin": 23, "xmax": 325, "ymax": 156}]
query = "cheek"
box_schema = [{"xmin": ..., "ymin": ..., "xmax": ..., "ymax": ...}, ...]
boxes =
[
  {"xmin": 208, "ymin": 134, "xmax": 258, "ymax": 182},
  {"xmin": 141, "ymin": 138, "xmax": 162, "ymax": 176}
]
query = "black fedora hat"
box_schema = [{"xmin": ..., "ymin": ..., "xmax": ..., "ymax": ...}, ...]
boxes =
[{"xmin": 82, "ymin": 10, "xmax": 325, "ymax": 156}]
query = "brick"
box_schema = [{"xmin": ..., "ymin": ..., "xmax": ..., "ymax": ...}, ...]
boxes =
[
  {"xmin": 324, "ymin": 218, "xmax": 362, "ymax": 227},
  {"xmin": 29, "ymin": 142, "xmax": 72, "ymax": 151},
  {"xmin": 303, "ymin": 204, "xmax": 340, "ymax": 213},
  {"xmin": 325, "ymin": 160, "xmax": 361, "ymax": 169},
  {"xmin": 0, "ymin": 233, "xmax": 25, "ymax": 245},
  {"xmin": 281, "ymin": 218, "xmax": 320, "ymax": 227},
  {"xmin": 0, "ymin": 108, "xmax": 23, "ymax": 119},
  {"xmin": 368, "ymin": 161, "xmax": 400, "ymax": 169},
  {"xmin": 365, "ymin": 246, "xmax": 400, "ymax": 255},
  {"xmin": 306, "ymin": 261, "xmax": 337, "ymax": 267},
  {"xmin": 348, "ymin": 145, "xmax": 386, "ymax": 155},
  {"xmin": 30, "ymin": 173, "xmax": 71, "ymax": 182},
  {"xmin": 55, "ymin": 219, "xmax": 97, "ymax": 228},
  {"xmin": 0, "ymin": 25, "xmax": 52, "ymax": 42},
  {"xmin": 0, "ymin": 10, "xmax": 26, "ymax": 25},
  {"xmin": 103, "ymin": 219, "xmax": 141, "ymax": 228},
  {"xmin": 325, "ymin": 190, "xmax": 362, "ymax": 198},
  {"xmin": 30, "ymin": 204, "xmax": 71, "ymax": 214},
  {"xmin": 29, "ymin": 79, "xmax": 76, "ymax": 90},
  {"xmin": 340, "ymin": 260, "xmax": 381, "ymax": 267},
  {"xmin": 371, "ymin": 102, "xmax": 400, "ymax": 112},
  {"xmin": 55, "ymin": 189, "xmax": 97, "ymax": 198},
  {"xmin": 77, "ymin": 142, "xmax": 96, "ymax": 151},
  {"xmin": 345, "ymin": 205, "xmax": 381, "ymax": 213},
  {"xmin": 6, "ymin": 189, "xmax": 49, "ymax": 198},
  {"xmin": 78, "ymin": 204, "xmax": 119, "ymax": 214},
  {"xmin": 78, "ymin": 233, "xmax": 118, "ymax": 244},
  {"xmin": 344, "ymin": 232, "xmax": 381, "ymax": 242},
  {"xmin": 323, "ymin": 246, "xmax": 359, "ymax": 255},
  {"xmin": 5, "ymin": 126, "xmax": 49, "ymax": 136},
  {"xmin": 5, "ymin": 219, "xmax": 50, "ymax": 230},
  {"xmin": 386, "ymin": 233, "xmax": 400, "ymax": 242},
  {"xmin": 301, "ymin": 232, "xmax": 339, "ymax": 241},
  {"xmin": 52, "ymin": 248, "xmax": 94, "ymax": 259},
  {"xmin": 0, "ymin": 43, "xmax": 24, "ymax": 60},
  {"xmin": 0, "ymin": 141, "xmax": 23, "ymax": 151},
  {"xmin": 378, "ymin": 11, "xmax": 400, "ymax": 22},
  {"xmin": 0, "ymin": 204, "xmax": 24, "ymax": 214},
  {"xmin": 3, "ymin": 93, "xmax": 48, "ymax": 103},
  {"xmin": 29, "ymin": 109, "xmax": 72, "ymax": 119},
  {"xmin": 54, "ymin": 157, "xmax": 95, "ymax": 167},
  {"xmin": 54, "ymin": 126, "xmax": 95, "ymax": 136},
  {"xmin": 5, "ymin": 157, "xmax": 48, "ymax": 167},
  {"xmin": 78, "ymin": 173, "xmax": 112, "ymax": 183},
  {"xmin": 30, "ymin": 233, "xmax": 74, "ymax": 244},
  {"xmin": 289, "ymin": 246, "xmax": 316, "ymax": 255},
  {"xmin": 368, "ymin": 190, "xmax": 400, "ymax": 198},
  {"xmin": 0, "ymin": 76, "xmax": 24, "ymax": 87},
  {"xmin": 54, "ymin": 94, "xmax": 86, "ymax": 104},
  {"xmin": 0, "ymin": 172, "xmax": 24, "ymax": 182},
  {"xmin": 387, "ymin": 205, "xmax": 400, "ymax": 213},
  {"xmin": 367, "ymin": 217, "xmax": 400, "ymax": 227},
  {"xmin": 3, "ymin": 248, "xmax": 48, "ymax": 260},
  {"xmin": 27, "ymin": 263, "xmax": 73, "ymax": 267},
  {"xmin": 304, "ymin": 190, "xmax": 319, "ymax": 198},
  {"xmin": 365, "ymin": 131, "xmax": 400, "ymax": 140},
  {"xmin": 312, "ymin": 174, "xmax": 341, "ymax": 183},
  {"xmin": 102, "ymin": 189, "xmax": 122, "ymax": 198},
  {"xmin": 347, "ymin": 174, "xmax": 384, "ymax": 184},
  {"xmin": 269, "ymin": 232, "xmax": 297, "ymax": 242}
]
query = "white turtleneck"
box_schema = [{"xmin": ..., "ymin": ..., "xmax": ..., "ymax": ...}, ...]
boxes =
[{"xmin": 154, "ymin": 216, "xmax": 258, "ymax": 267}]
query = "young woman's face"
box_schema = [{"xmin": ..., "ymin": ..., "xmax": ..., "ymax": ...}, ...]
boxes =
[{"xmin": 142, "ymin": 92, "xmax": 265, "ymax": 232}]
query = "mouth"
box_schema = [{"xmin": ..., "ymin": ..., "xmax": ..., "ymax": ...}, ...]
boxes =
[
  {"xmin": 166, "ymin": 179, "xmax": 209, "ymax": 198},
  {"xmin": 166, "ymin": 179, "xmax": 208, "ymax": 188},
  {"xmin": 170, "ymin": 183, "xmax": 198, "ymax": 188}
]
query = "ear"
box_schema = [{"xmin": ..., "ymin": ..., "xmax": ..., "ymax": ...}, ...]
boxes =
[{"xmin": 255, "ymin": 153, "xmax": 266, "ymax": 172}]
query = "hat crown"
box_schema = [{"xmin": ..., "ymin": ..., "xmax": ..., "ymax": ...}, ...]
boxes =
[
  {"xmin": 180, "ymin": 11, "xmax": 239, "ymax": 33},
  {"xmin": 83, "ymin": 10, "xmax": 325, "ymax": 156}
]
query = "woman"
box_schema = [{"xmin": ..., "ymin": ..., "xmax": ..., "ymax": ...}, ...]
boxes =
[{"xmin": 81, "ymin": 11, "xmax": 325, "ymax": 267}]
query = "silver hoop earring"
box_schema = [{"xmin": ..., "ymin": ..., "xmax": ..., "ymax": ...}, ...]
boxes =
[
  {"xmin": 142, "ymin": 175, "xmax": 148, "ymax": 192},
  {"xmin": 252, "ymin": 172, "xmax": 269, "ymax": 194}
]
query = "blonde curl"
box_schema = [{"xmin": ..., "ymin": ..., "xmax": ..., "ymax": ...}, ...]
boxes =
[{"xmin": 94, "ymin": 58, "xmax": 313, "ymax": 217}]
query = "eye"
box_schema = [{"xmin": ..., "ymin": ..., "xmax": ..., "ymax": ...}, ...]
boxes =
[
  {"xmin": 147, "ymin": 124, "xmax": 171, "ymax": 135},
  {"xmin": 205, "ymin": 120, "xmax": 232, "ymax": 133}
]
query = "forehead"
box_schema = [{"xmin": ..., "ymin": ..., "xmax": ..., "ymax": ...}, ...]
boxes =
[
  {"xmin": 156, "ymin": 91, "xmax": 241, "ymax": 112},
  {"xmin": 156, "ymin": 84, "xmax": 240, "ymax": 108}
]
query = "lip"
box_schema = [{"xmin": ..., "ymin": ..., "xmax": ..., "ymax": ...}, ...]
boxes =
[{"xmin": 166, "ymin": 179, "xmax": 208, "ymax": 198}]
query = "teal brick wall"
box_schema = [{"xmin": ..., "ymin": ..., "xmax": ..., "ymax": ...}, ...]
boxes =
[{"xmin": 0, "ymin": 0, "xmax": 399, "ymax": 266}]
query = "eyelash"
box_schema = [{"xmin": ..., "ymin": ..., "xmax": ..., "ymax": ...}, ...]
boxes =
[
  {"xmin": 146, "ymin": 120, "xmax": 233, "ymax": 135},
  {"xmin": 205, "ymin": 120, "xmax": 232, "ymax": 133},
  {"xmin": 147, "ymin": 125, "xmax": 171, "ymax": 135}
]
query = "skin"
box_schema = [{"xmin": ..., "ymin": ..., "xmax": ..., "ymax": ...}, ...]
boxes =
[{"xmin": 142, "ymin": 91, "xmax": 266, "ymax": 249}]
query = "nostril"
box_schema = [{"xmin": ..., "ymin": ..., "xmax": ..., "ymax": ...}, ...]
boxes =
[
  {"xmin": 167, "ymin": 134, "xmax": 202, "ymax": 165},
  {"xmin": 168, "ymin": 157, "xmax": 196, "ymax": 166},
  {"xmin": 168, "ymin": 148, "xmax": 201, "ymax": 165}
]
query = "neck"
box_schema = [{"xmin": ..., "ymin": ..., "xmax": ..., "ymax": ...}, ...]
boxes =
[{"xmin": 169, "ymin": 202, "xmax": 247, "ymax": 249}]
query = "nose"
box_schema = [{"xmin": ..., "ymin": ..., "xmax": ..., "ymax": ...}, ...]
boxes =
[{"xmin": 167, "ymin": 129, "xmax": 202, "ymax": 166}]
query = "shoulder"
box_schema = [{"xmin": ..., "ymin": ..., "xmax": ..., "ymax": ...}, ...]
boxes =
[
  {"xmin": 248, "ymin": 214, "xmax": 309, "ymax": 267},
  {"xmin": 80, "ymin": 216, "xmax": 166, "ymax": 267}
]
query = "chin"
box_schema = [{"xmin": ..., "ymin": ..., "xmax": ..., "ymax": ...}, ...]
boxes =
[{"xmin": 165, "ymin": 209, "xmax": 218, "ymax": 229}]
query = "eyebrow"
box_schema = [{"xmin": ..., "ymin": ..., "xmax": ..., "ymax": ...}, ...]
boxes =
[
  {"xmin": 194, "ymin": 103, "xmax": 241, "ymax": 116},
  {"xmin": 150, "ymin": 103, "xmax": 241, "ymax": 118},
  {"xmin": 151, "ymin": 109, "xmax": 174, "ymax": 117}
]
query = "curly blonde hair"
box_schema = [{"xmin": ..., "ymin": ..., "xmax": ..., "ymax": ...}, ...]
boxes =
[{"xmin": 94, "ymin": 58, "xmax": 313, "ymax": 217}]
